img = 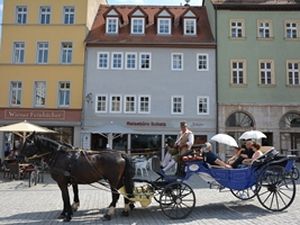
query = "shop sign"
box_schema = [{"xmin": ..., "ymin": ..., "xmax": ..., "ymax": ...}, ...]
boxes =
[
  {"xmin": 126, "ymin": 121, "xmax": 166, "ymax": 127},
  {"xmin": 4, "ymin": 109, "xmax": 65, "ymax": 120}
]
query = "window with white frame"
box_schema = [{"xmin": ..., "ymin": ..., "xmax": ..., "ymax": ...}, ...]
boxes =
[
  {"xmin": 257, "ymin": 20, "xmax": 272, "ymax": 39},
  {"xmin": 184, "ymin": 18, "xmax": 196, "ymax": 35},
  {"xmin": 197, "ymin": 54, "xmax": 209, "ymax": 71},
  {"xmin": 230, "ymin": 19, "xmax": 244, "ymax": 38},
  {"xmin": 125, "ymin": 52, "xmax": 137, "ymax": 70},
  {"xmin": 97, "ymin": 52, "xmax": 109, "ymax": 69},
  {"xmin": 171, "ymin": 96, "xmax": 183, "ymax": 114},
  {"xmin": 158, "ymin": 18, "xmax": 171, "ymax": 35},
  {"xmin": 16, "ymin": 6, "xmax": 27, "ymax": 24},
  {"xmin": 138, "ymin": 95, "xmax": 150, "ymax": 113},
  {"xmin": 139, "ymin": 53, "xmax": 151, "ymax": 70},
  {"xmin": 124, "ymin": 95, "xmax": 136, "ymax": 113},
  {"xmin": 285, "ymin": 21, "xmax": 298, "ymax": 39},
  {"xmin": 131, "ymin": 18, "xmax": 144, "ymax": 34},
  {"xmin": 40, "ymin": 6, "xmax": 51, "ymax": 24},
  {"xmin": 10, "ymin": 81, "xmax": 22, "ymax": 106},
  {"xmin": 110, "ymin": 95, "xmax": 122, "ymax": 113},
  {"xmin": 259, "ymin": 60, "xmax": 275, "ymax": 85},
  {"xmin": 231, "ymin": 59, "xmax": 246, "ymax": 85},
  {"xmin": 111, "ymin": 52, "xmax": 123, "ymax": 69},
  {"xmin": 287, "ymin": 61, "xmax": 299, "ymax": 86},
  {"xmin": 96, "ymin": 95, "xmax": 108, "ymax": 113},
  {"xmin": 106, "ymin": 17, "xmax": 119, "ymax": 34},
  {"xmin": 58, "ymin": 81, "xmax": 70, "ymax": 107},
  {"xmin": 37, "ymin": 42, "xmax": 49, "ymax": 64},
  {"xmin": 64, "ymin": 6, "xmax": 75, "ymax": 24},
  {"xmin": 61, "ymin": 42, "xmax": 72, "ymax": 64},
  {"xmin": 34, "ymin": 81, "xmax": 46, "ymax": 107},
  {"xmin": 171, "ymin": 53, "xmax": 183, "ymax": 71},
  {"xmin": 197, "ymin": 96, "xmax": 209, "ymax": 115},
  {"xmin": 13, "ymin": 42, "xmax": 25, "ymax": 64}
]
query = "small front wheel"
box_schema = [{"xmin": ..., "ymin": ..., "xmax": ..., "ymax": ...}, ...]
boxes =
[{"xmin": 159, "ymin": 181, "xmax": 195, "ymax": 219}]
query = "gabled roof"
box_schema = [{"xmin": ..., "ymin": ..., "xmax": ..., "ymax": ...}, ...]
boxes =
[
  {"xmin": 86, "ymin": 5, "xmax": 215, "ymax": 48},
  {"xmin": 128, "ymin": 6, "xmax": 149, "ymax": 24},
  {"xmin": 210, "ymin": 0, "xmax": 300, "ymax": 10},
  {"xmin": 103, "ymin": 6, "xmax": 124, "ymax": 24}
]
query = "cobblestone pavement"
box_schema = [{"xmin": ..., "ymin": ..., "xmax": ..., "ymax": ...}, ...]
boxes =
[{"xmin": 0, "ymin": 170, "xmax": 299, "ymax": 225}]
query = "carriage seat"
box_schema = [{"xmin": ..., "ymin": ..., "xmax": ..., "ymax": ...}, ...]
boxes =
[{"xmin": 252, "ymin": 148, "xmax": 279, "ymax": 167}]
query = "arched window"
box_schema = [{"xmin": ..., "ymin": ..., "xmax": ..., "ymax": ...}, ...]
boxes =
[
  {"xmin": 279, "ymin": 112, "xmax": 300, "ymax": 128},
  {"xmin": 226, "ymin": 111, "xmax": 254, "ymax": 128}
]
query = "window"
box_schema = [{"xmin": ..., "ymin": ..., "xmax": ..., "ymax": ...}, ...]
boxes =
[
  {"xmin": 13, "ymin": 42, "xmax": 25, "ymax": 64},
  {"xmin": 184, "ymin": 19, "xmax": 196, "ymax": 35},
  {"xmin": 64, "ymin": 6, "xmax": 75, "ymax": 24},
  {"xmin": 138, "ymin": 95, "xmax": 150, "ymax": 113},
  {"xmin": 10, "ymin": 81, "xmax": 22, "ymax": 106},
  {"xmin": 40, "ymin": 6, "xmax": 51, "ymax": 24},
  {"xmin": 231, "ymin": 59, "xmax": 246, "ymax": 85},
  {"xmin": 158, "ymin": 18, "xmax": 171, "ymax": 35},
  {"xmin": 106, "ymin": 17, "xmax": 118, "ymax": 34},
  {"xmin": 110, "ymin": 95, "xmax": 122, "ymax": 113},
  {"xmin": 171, "ymin": 53, "xmax": 183, "ymax": 71},
  {"xmin": 124, "ymin": 95, "xmax": 136, "ymax": 113},
  {"xmin": 131, "ymin": 18, "xmax": 144, "ymax": 34},
  {"xmin": 111, "ymin": 52, "xmax": 123, "ymax": 70},
  {"xmin": 16, "ymin": 6, "xmax": 27, "ymax": 24},
  {"xmin": 230, "ymin": 19, "xmax": 244, "ymax": 38},
  {"xmin": 58, "ymin": 81, "xmax": 70, "ymax": 107},
  {"xmin": 171, "ymin": 96, "xmax": 184, "ymax": 114},
  {"xmin": 96, "ymin": 95, "xmax": 108, "ymax": 113},
  {"xmin": 97, "ymin": 52, "xmax": 109, "ymax": 69},
  {"xmin": 125, "ymin": 52, "xmax": 137, "ymax": 70},
  {"xmin": 37, "ymin": 42, "xmax": 49, "ymax": 64},
  {"xmin": 287, "ymin": 61, "xmax": 299, "ymax": 86},
  {"xmin": 285, "ymin": 21, "xmax": 298, "ymax": 39},
  {"xmin": 197, "ymin": 96, "xmax": 209, "ymax": 115},
  {"xmin": 61, "ymin": 42, "xmax": 72, "ymax": 64},
  {"xmin": 259, "ymin": 60, "xmax": 275, "ymax": 85},
  {"xmin": 257, "ymin": 20, "xmax": 272, "ymax": 39},
  {"xmin": 34, "ymin": 81, "xmax": 46, "ymax": 107},
  {"xmin": 197, "ymin": 54, "xmax": 209, "ymax": 71},
  {"xmin": 139, "ymin": 53, "xmax": 151, "ymax": 70}
]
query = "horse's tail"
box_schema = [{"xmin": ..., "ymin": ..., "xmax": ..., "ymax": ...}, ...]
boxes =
[{"xmin": 122, "ymin": 153, "xmax": 135, "ymax": 198}]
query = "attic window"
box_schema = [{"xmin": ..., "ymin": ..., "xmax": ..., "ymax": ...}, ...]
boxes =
[
  {"xmin": 106, "ymin": 17, "xmax": 119, "ymax": 34},
  {"xmin": 131, "ymin": 18, "xmax": 145, "ymax": 34},
  {"xmin": 184, "ymin": 18, "xmax": 196, "ymax": 35},
  {"xmin": 158, "ymin": 18, "xmax": 171, "ymax": 35}
]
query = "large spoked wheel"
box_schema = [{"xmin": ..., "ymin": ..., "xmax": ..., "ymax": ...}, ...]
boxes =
[
  {"xmin": 256, "ymin": 165, "xmax": 296, "ymax": 211},
  {"xmin": 159, "ymin": 181, "xmax": 195, "ymax": 219},
  {"xmin": 230, "ymin": 184, "xmax": 258, "ymax": 200}
]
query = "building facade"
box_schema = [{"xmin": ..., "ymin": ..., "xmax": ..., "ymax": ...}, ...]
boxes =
[
  {"xmin": 204, "ymin": 0, "xmax": 300, "ymax": 156},
  {"xmin": 0, "ymin": 0, "xmax": 107, "ymax": 158},
  {"xmin": 82, "ymin": 4, "xmax": 216, "ymax": 157}
]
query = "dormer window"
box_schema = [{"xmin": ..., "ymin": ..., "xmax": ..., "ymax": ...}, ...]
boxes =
[
  {"xmin": 158, "ymin": 18, "xmax": 171, "ymax": 35},
  {"xmin": 106, "ymin": 17, "xmax": 119, "ymax": 34},
  {"xmin": 184, "ymin": 18, "xmax": 196, "ymax": 35},
  {"xmin": 131, "ymin": 18, "xmax": 144, "ymax": 34}
]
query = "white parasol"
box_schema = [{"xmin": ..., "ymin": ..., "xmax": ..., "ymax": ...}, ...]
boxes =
[
  {"xmin": 239, "ymin": 130, "xmax": 267, "ymax": 140},
  {"xmin": 210, "ymin": 133, "xmax": 238, "ymax": 148}
]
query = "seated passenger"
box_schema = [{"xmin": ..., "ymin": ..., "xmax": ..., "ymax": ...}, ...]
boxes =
[
  {"xmin": 201, "ymin": 142, "xmax": 232, "ymax": 169},
  {"xmin": 229, "ymin": 140, "xmax": 255, "ymax": 168},
  {"xmin": 242, "ymin": 143, "xmax": 263, "ymax": 165},
  {"xmin": 226, "ymin": 147, "xmax": 242, "ymax": 165}
]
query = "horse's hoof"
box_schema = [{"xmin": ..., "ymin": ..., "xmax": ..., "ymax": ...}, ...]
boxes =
[
  {"xmin": 57, "ymin": 214, "xmax": 65, "ymax": 219},
  {"xmin": 63, "ymin": 216, "xmax": 72, "ymax": 222},
  {"xmin": 121, "ymin": 210, "xmax": 129, "ymax": 217},
  {"xmin": 129, "ymin": 203, "xmax": 135, "ymax": 210},
  {"xmin": 102, "ymin": 214, "xmax": 111, "ymax": 221}
]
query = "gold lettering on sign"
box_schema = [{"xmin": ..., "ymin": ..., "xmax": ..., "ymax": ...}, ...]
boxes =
[
  {"xmin": 127, "ymin": 121, "xmax": 166, "ymax": 127},
  {"xmin": 5, "ymin": 109, "xmax": 65, "ymax": 120}
]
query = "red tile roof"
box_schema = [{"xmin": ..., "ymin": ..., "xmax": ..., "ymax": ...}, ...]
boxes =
[{"xmin": 86, "ymin": 5, "xmax": 215, "ymax": 48}]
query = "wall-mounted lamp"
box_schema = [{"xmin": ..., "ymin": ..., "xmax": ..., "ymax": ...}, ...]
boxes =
[{"xmin": 85, "ymin": 92, "xmax": 93, "ymax": 104}]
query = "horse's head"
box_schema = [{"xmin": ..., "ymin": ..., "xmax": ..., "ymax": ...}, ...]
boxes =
[
  {"xmin": 166, "ymin": 137, "xmax": 175, "ymax": 148},
  {"xmin": 21, "ymin": 132, "xmax": 40, "ymax": 159}
]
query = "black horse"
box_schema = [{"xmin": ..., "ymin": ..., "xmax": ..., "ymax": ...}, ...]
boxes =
[{"xmin": 21, "ymin": 133, "xmax": 135, "ymax": 222}]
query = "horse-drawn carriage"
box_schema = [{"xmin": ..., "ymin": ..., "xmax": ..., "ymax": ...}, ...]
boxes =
[{"xmin": 20, "ymin": 134, "xmax": 299, "ymax": 221}]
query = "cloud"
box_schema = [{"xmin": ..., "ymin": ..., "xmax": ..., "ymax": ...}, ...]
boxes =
[{"xmin": 109, "ymin": 0, "xmax": 145, "ymax": 4}]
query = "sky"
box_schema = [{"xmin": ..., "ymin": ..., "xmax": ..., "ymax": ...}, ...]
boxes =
[{"xmin": 0, "ymin": 0, "xmax": 203, "ymax": 38}]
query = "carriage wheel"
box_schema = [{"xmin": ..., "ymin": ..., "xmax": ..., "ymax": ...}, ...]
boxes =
[
  {"xmin": 159, "ymin": 181, "xmax": 195, "ymax": 219},
  {"xmin": 29, "ymin": 170, "xmax": 37, "ymax": 187},
  {"xmin": 230, "ymin": 184, "xmax": 258, "ymax": 200},
  {"xmin": 256, "ymin": 165, "xmax": 296, "ymax": 211},
  {"xmin": 153, "ymin": 177, "xmax": 165, "ymax": 204}
]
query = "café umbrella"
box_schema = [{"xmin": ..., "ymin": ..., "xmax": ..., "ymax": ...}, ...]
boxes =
[
  {"xmin": 210, "ymin": 133, "xmax": 238, "ymax": 148},
  {"xmin": 0, "ymin": 120, "xmax": 56, "ymax": 142},
  {"xmin": 239, "ymin": 130, "xmax": 267, "ymax": 140}
]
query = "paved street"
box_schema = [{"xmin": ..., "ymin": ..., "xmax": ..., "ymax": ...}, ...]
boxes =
[{"xmin": 0, "ymin": 171, "xmax": 299, "ymax": 225}]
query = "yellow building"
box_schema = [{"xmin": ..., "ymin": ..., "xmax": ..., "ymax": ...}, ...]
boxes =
[{"xmin": 0, "ymin": 0, "xmax": 107, "ymax": 156}]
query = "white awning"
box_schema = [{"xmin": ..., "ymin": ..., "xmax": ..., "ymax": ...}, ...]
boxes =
[{"xmin": 88, "ymin": 123, "xmax": 136, "ymax": 134}]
